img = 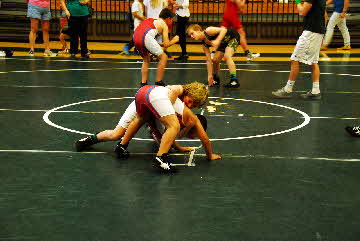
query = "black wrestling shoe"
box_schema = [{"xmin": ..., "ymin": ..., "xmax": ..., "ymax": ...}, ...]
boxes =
[
  {"xmin": 223, "ymin": 79, "xmax": 240, "ymax": 88},
  {"xmin": 114, "ymin": 142, "xmax": 130, "ymax": 159},
  {"xmin": 75, "ymin": 136, "xmax": 95, "ymax": 152},
  {"xmin": 155, "ymin": 80, "xmax": 166, "ymax": 86},
  {"xmin": 345, "ymin": 126, "xmax": 360, "ymax": 137},
  {"xmin": 153, "ymin": 153, "xmax": 175, "ymax": 173},
  {"xmin": 140, "ymin": 82, "xmax": 148, "ymax": 88},
  {"xmin": 174, "ymin": 54, "xmax": 189, "ymax": 61}
]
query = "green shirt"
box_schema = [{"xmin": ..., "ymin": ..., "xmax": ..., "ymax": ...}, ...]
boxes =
[{"xmin": 66, "ymin": 0, "xmax": 90, "ymax": 17}]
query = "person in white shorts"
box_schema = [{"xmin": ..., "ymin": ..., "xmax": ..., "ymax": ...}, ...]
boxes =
[
  {"xmin": 272, "ymin": 0, "xmax": 326, "ymax": 100},
  {"xmin": 133, "ymin": 8, "xmax": 179, "ymax": 87},
  {"xmin": 74, "ymin": 83, "xmax": 219, "ymax": 172}
]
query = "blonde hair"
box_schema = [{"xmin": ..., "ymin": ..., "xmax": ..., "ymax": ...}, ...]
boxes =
[
  {"xmin": 186, "ymin": 24, "xmax": 203, "ymax": 36},
  {"xmin": 183, "ymin": 82, "xmax": 209, "ymax": 108},
  {"xmin": 150, "ymin": 0, "xmax": 166, "ymax": 9}
]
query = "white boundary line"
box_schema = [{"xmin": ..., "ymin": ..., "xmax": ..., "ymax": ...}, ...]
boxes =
[
  {"xmin": 0, "ymin": 149, "xmax": 359, "ymax": 162},
  {"xmin": 42, "ymin": 97, "xmax": 311, "ymax": 142}
]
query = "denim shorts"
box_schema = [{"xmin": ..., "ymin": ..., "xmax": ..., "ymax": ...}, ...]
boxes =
[{"xmin": 27, "ymin": 3, "xmax": 52, "ymax": 20}]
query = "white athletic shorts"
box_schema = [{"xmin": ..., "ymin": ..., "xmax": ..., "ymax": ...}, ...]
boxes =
[
  {"xmin": 291, "ymin": 30, "xmax": 324, "ymax": 65},
  {"xmin": 118, "ymin": 87, "xmax": 175, "ymax": 128},
  {"xmin": 148, "ymin": 86, "xmax": 175, "ymax": 117},
  {"xmin": 117, "ymin": 100, "xmax": 137, "ymax": 129},
  {"xmin": 145, "ymin": 29, "xmax": 163, "ymax": 57}
]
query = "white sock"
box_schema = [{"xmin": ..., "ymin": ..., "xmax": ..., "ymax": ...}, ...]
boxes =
[
  {"xmin": 284, "ymin": 80, "xmax": 295, "ymax": 93},
  {"xmin": 312, "ymin": 82, "xmax": 320, "ymax": 94}
]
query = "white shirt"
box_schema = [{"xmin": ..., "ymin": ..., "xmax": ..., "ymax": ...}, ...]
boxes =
[
  {"xmin": 175, "ymin": 0, "xmax": 190, "ymax": 17},
  {"xmin": 131, "ymin": 0, "xmax": 144, "ymax": 30},
  {"xmin": 143, "ymin": 0, "xmax": 167, "ymax": 18}
]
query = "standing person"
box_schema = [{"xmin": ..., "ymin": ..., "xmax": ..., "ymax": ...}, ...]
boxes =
[
  {"xmin": 122, "ymin": 0, "xmax": 146, "ymax": 55},
  {"xmin": 320, "ymin": 0, "xmax": 350, "ymax": 51},
  {"xmin": 173, "ymin": 0, "xmax": 190, "ymax": 61},
  {"xmin": 272, "ymin": 0, "xmax": 326, "ymax": 100},
  {"xmin": 60, "ymin": 0, "xmax": 90, "ymax": 58},
  {"xmin": 133, "ymin": 8, "xmax": 179, "ymax": 86},
  {"xmin": 220, "ymin": 0, "xmax": 260, "ymax": 61},
  {"xmin": 26, "ymin": 0, "xmax": 57, "ymax": 56},
  {"xmin": 143, "ymin": 0, "xmax": 168, "ymax": 19},
  {"xmin": 187, "ymin": 24, "xmax": 240, "ymax": 88},
  {"xmin": 58, "ymin": 11, "xmax": 69, "ymax": 54}
]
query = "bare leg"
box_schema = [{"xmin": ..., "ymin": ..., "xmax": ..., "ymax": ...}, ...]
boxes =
[
  {"xmin": 224, "ymin": 48, "xmax": 236, "ymax": 73},
  {"xmin": 311, "ymin": 63, "xmax": 320, "ymax": 83},
  {"xmin": 288, "ymin": 60, "xmax": 300, "ymax": 81},
  {"xmin": 41, "ymin": 20, "xmax": 50, "ymax": 51},
  {"xmin": 212, "ymin": 51, "xmax": 223, "ymax": 75},
  {"xmin": 59, "ymin": 33, "xmax": 68, "ymax": 49},
  {"xmin": 29, "ymin": 18, "xmax": 39, "ymax": 51},
  {"xmin": 237, "ymin": 26, "xmax": 249, "ymax": 52},
  {"xmin": 155, "ymin": 52, "xmax": 168, "ymax": 83},
  {"xmin": 97, "ymin": 125, "xmax": 126, "ymax": 142},
  {"xmin": 120, "ymin": 117, "xmax": 145, "ymax": 146},
  {"xmin": 157, "ymin": 114, "xmax": 180, "ymax": 156},
  {"xmin": 141, "ymin": 55, "xmax": 151, "ymax": 84}
]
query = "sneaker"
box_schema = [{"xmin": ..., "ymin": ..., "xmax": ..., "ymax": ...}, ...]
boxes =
[
  {"xmin": 345, "ymin": 126, "xmax": 360, "ymax": 137},
  {"xmin": 122, "ymin": 45, "xmax": 130, "ymax": 55},
  {"xmin": 153, "ymin": 153, "xmax": 174, "ymax": 173},
  {"xmin": 140, "ymin": 82, "xmax": 148, "ymax": 88},
  {"xmin": 174, "ymin": 54, "xmax": 189, "ymax": 61},
  {"xmin": 337, "ymin": 45, "xmax": 351, "ymax": 50},
  {"xmin": 320, "ymin": 45, "xmax": 328, "ymax": 51},
  {"xmin": 272, "ymin": 88, "xmax": 293, "ymax": 99},
  {"xmin": 29, "ymin": 50, "xmax": 34, "ymax": 56},
  {"xmin": 114, "ymin": 142, "xmax": 130, "ymax": 159},
  {"xmin": 44, "ymin": 50, "xmax": 57, "ymax": 57},
  {"xmin": 155, "ymin": 80, "xmax": 166, "ymax": 86},
  {"xmin": 75, "ymin": 136, "xmax": 95, "ymax": 152},
  {"xmin": 58, "ymin": 47, "xmax": 69, "ymax": 54},
  {"xmin": 300, "ymin": 91, "xmax": 321, "ymax": 100},
  {"xmin": 223, "ymin": 79, "xmax": 240, "ymax": 88},
  {"xmin": 246, "ymin": 52, "xmax": 260, "ymax": 61},
  {"xmin": 81, "ymin": 53, "xmax": 90, "ymax": 58}
]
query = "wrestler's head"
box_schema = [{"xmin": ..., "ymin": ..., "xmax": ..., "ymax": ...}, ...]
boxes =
[
  {"xmin": 159, "ymin": 8, "xmax": 175, "ymax": 28},
  {"xmin": 186, "ymin": 24, "xmax": 203, "ymax": 41},
  {"xmin": 182, "ymin": 82, "xmax": 209, "ymax": 109}
]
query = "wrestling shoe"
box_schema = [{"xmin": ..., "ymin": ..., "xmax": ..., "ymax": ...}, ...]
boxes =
[
  {"xmin": 223, "ymin": 79, "xmax": 240, "ymax": 88},
  {"xmin": 155, "ymin": 80, "xmax": 166, "ymax": 86},
  {"xmin": 345, "ymin": 126, "xmax": 360, "ymax": 137},
  {"xmin": 114, "ymin": 142, "xmax": 130, "ymax": 159},
  {"xmin": 153, "ymin": 153, "xmax": 175, "ymax": 173},
  {"xmin": 75, "ymin": 136, "xmax": 95, "ymax": 152}
]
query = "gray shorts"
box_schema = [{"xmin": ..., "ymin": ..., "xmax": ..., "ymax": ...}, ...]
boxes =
[{"xmin": 27, "ymin": 3, "xmax": 52, "ymax": 21}]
